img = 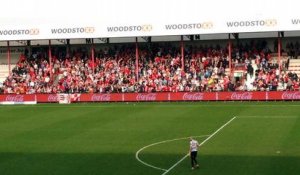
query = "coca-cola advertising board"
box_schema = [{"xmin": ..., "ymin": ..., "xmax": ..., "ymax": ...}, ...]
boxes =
[
  {"xmin": 79, "ymin": 93, "xmax": 123, "ymax": 102},
  {"xmin": 2, "ymin": 91, "xmax": 300, "ymax": 104},
  {"xmin": 268, "ymin": 91, "xmax": 300, "ymax": 100},
  {"xmin": 0, "ymin": 94, "xmax": 36, "ymax": 104},
  {"xmin": 125, "ymin": 93, "xmax": 168, "ymax": 101},
  {"xmin": 37, "ymin": 94, "xmax": 59, "ymax": 102},
  {"xmin": 218, "ymin": 92, "xmax": 266, "ymax": 101},
  {"xmin": 171, "ymin": 92, "xmax": 216, "ymax": 101}
]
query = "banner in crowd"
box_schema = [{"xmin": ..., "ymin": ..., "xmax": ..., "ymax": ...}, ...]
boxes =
[{"xmin": 1, "ymin": 92, "xmax": 300, "ymax": 104}]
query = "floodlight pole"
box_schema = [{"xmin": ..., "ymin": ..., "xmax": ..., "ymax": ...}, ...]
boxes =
[
  {"xmin": 181, "ymin": 35, "xmax": 184, "ymax": 71},
  {"xmin": 228, "ymin": 34, "xmax": 232, "ymax": 76},
  {"xmin": 48, "ymin": 40, "xmax": 53, "ymax": 80},
  {"xmin": 7, "ymin": 41, "xmax": 11, "ymax": 76},
  {"xmin": 278, "ymin": 32, "xmax": 281, "ymax": 73},
  {"xmin": 135, "ymin": 37, "xmax": 139, "ymax": 81}
]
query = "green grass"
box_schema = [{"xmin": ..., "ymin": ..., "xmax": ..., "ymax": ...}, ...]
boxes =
[{"xmin": 0, "ymin": 102, "xmax": 300, "ymax": 175}]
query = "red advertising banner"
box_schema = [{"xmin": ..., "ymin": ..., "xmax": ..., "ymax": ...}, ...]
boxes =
[
  {"xmin": 37, "ymin": 94, "xmax": 59, "ymax": 102},
  {"xmin": 0, "ymin": 94, "xmax": 36, "ymax": 104},
  {"xmin": 218, "ymin": 91, "xmax": 267, "ymax": 101},
  {"xmin": 1, "ymin": 91, "xmax": 300, "ymax": 104},
  {"xmin": 268, "ymin": 91, "xmax": 300, "ymax": 100},
  {"xmin": 79, "ymin": 93, "xmax": 123, "ymax": 102},
  {"xmin": 170, "ymin": 92, "xmax": 216, "ymax": 101},
  {"xmin": 124, "ymin": 93, "xmax": 169, "ymax": 101}
]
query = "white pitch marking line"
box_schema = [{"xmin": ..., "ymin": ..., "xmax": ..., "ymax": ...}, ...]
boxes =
[
  {"xmin": 161, "ymin": 116, "xmax": 236, "ymax": 175},
  {"xmin": 135, "ymin": 135, "xmax": 210, "ymax": 172}
]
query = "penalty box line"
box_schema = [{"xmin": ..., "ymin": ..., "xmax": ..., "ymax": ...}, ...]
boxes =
[{"xmin": 161, "ymin": 116, "xmax": 236, "ymax": 175}]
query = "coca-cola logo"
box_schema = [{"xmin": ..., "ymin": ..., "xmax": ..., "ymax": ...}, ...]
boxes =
[
  {"xmin": 183, "ymin": 93, "xmax": 204, "ymax": 100},
  {"xmin": 91, "ymin": 94, "xmax": 111, "ymax": 101},
  {"xmin": 5, "ymin": 95, "xmax": 24, "ymax": 102},
  {"xmin": 136, "ymin": 94, "xmax": 157, "ymax": 101},
  {"xmin": 231, "ymin": 92, "xmax": 253, "ymax": 100},
  {"xmin": 48, "ymin": 94, "xmax": 58, "ymax": 102},
  {"xmin": 282, "ymin": 92, "xmax": 300, "ymax": 99}
]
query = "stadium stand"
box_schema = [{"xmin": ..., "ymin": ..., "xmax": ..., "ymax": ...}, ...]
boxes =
[{"xmin": 0, "ymin": 39, "xmax": 299, "ymax": 94}]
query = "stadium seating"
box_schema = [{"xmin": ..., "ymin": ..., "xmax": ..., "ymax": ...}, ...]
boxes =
[
  {"xmin": 0, "ymin": 41, "xmax": 299, "ymax": 94},
  {"xmin": 0, "ymin": 64, "xmax": 15, "ymax": 83}
]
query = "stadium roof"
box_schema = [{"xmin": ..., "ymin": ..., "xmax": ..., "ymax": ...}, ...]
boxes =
[
  {"xmin": 0, "ymin": 0, "xmax": 299, "ymax": 42},
  {"xmin": 1, "ymin": 31, "xmax": 300, "ymax": 47}
]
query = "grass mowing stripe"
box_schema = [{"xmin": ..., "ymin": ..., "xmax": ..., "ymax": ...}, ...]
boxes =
[
  {"xmin": 162, "ymin": 117, "xmax": 236, "ymax": 175},
  {"xmin": 238, "ymin": 116, "xmax": 299, "ymax": 118}
]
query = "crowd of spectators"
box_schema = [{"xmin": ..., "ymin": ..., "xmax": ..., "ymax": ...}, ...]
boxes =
[{"xmin": 0, "ymin": 40, "xmax": 299, "ymax": 94}]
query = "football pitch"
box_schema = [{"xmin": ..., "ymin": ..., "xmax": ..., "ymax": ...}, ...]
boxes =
[{"xmin": 0, "ymin": 102, "xmax": 300, "ymax": 175}]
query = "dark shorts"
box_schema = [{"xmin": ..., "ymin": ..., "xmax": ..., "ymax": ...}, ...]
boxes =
[{"xmin": 191, "ymin": 151, "xmax": 197, "ymax": 158}]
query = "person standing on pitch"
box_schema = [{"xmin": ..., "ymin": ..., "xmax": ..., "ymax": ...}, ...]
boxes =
[{"xmin": 189, "ymin": 137, "xmax": 200, "ymax": 170}]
